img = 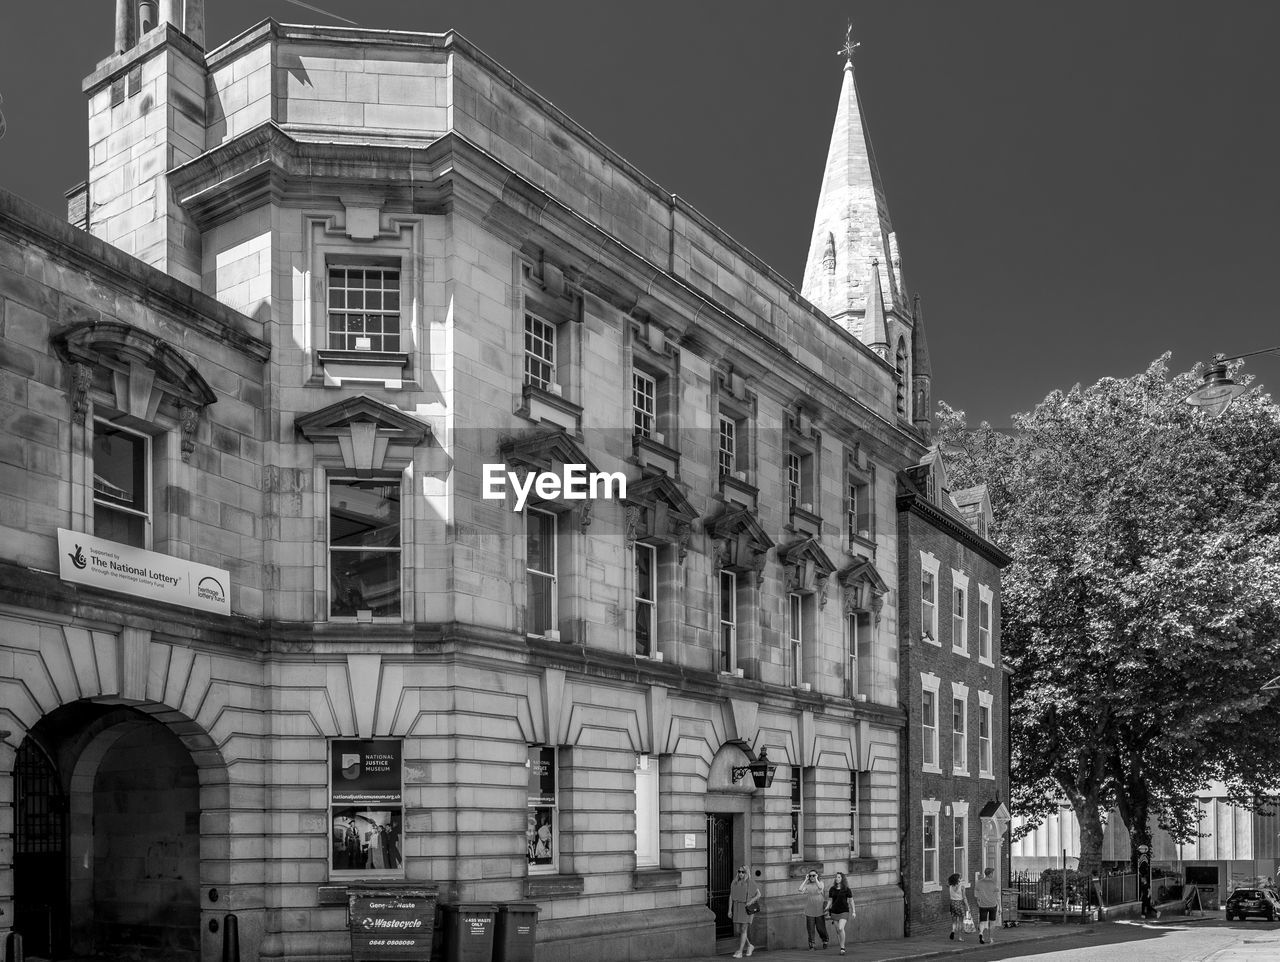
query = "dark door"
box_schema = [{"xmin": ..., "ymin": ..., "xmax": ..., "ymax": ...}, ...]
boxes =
[
  {"xmin": 14, "ymin": 738, "xmax": 68, "ymax": 959},
  {"xmin": 706, "ymin": 813, "xmax": 735, "ymax": 938}
]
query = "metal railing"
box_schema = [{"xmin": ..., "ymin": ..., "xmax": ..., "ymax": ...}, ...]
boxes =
[
  {"xmin": 1097, "ymin": 872, "xmax": 1139, "ymax": 907},
  {"xmin": 1009, "ymin": 870, "xmax": 1093, "ymax": 919},
  {"xmin": 1010, "ymin": 870, "xmax": 1143, "ymax": 920}
]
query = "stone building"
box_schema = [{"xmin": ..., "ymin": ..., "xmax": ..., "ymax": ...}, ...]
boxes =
[
  {"xmin": 897, "ymin": 453, "xmax": 1012, "ymax": 933},
  {"xmin": 1, "ymin": 3, "xmax": 939, "ymax": 959}
]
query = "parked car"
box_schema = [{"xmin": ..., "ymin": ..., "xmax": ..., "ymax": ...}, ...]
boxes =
[{"xmin": 1224, "ymin": 888, "xmax": 1280, "ymax": 921}]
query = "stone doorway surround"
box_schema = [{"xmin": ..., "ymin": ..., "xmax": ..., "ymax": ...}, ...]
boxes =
[{"xmin": 705, "ymin": 741, "xmax": 760, "ymax": 953}]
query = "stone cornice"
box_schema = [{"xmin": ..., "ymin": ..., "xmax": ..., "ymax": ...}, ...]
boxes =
[{"xmin": 0, "ymin": 559, "xmax": 266, "ymax": 654}]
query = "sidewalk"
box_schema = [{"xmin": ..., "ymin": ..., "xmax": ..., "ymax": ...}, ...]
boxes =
[
  {"xmin": 669, "ymin": 916, "xmax": 1198, "ymax": 962},
  {"xmin": 672, "ymin": 913, "xmax": 1221, "ymax": 962}
]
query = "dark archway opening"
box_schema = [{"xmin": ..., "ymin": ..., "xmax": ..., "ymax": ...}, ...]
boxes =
[
  {"xmin": 13, "ymin": 701, "xmax": 201, "ymax": 962},
  {"xmin": 15, "ymin": 736, "xmax": 68, "ymax": 958}
]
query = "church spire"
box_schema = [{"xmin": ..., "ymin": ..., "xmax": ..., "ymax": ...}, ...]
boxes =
[{"xmin": 801, "ymin": 23, "xmax": 900, "ymax": 341}]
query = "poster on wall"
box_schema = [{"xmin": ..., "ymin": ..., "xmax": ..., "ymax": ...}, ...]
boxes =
[
  {"xmin": 333, "ymin": 808, "xmax": 404, "ymax": 872},
  {"xmin": 331, "ymin": 740, "xmax": 404, "ymax": 876},
  {"xmin": 526, "ymin": 746, "xmax": 556, "ymax": 867},
  {"xmin": 332, "ymin": 739, "xmax": 403, "ymax": 804},
  {"xmin": 527, "ymin": 746, "xmax": 555, "ymax": 805}
]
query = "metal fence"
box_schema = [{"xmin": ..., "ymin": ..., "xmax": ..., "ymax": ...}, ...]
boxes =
[
  {"xmin": 1009, "ymin": 870, "xmax": 1090, "ymax": 917},
  {"xmin": 1097, "ymin": 872, "xmax": 1139, "ymax": 906},
  {"xmin": 1008, "ymin": 869, "xmax": 1141, "ymax": 921},
  {"xmin": 1008, "ymin": 869, "xmax": 1140, "ymax": 918}
]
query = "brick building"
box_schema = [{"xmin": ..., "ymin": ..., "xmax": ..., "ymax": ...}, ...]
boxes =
[
  {"xmin": 1, "ymin": 3, "xmax": 942, "ymax": 960},
  {"xmin": 897, "ymin": 452, "xmax": 1012, "ymax": 932}
]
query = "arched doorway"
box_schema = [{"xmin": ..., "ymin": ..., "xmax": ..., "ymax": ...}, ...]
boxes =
[
  {"xmin": 704, "ymin": 742, "xmax": 760, "ymax": 948},
  {"xmin": 12, "ymin": 701, "xmax": 202, "ymax": 961}
]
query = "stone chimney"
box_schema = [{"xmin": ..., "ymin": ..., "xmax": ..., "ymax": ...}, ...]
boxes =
[
  {"xmin": 82, "ymin": 0, "xmax": 208, "ymax": 285},
  {"xmin": 116, "ymin": 0, "xmax": 205, "ymax": 53}
]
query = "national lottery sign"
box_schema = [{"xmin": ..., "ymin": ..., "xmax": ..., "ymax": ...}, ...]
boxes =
[{"xmin": 57, "ymin": 528, "xmax": 231, "ymax": 615}]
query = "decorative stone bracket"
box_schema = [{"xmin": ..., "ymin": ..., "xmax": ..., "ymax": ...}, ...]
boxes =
[
  {"xmin": 839, "ymin": 556, "xmax": 889, "ymax": 624},
  {"xmin": 624, "ymin": 474, "xmax": 696, "ymax": 562},
  {"xmin": 778, "ymin": 537, "xmax": 837, "ymax": 609},
  {"xmin": 704, "ymin": 505, "xmax": 773, "ymax": 585}
]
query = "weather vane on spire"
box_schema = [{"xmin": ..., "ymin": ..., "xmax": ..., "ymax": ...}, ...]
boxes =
[{"xmin": 838, "ymin": 21, "xmax": 861, "ymax": 63}]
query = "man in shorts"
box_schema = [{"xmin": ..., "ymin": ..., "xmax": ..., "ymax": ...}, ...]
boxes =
[{"xmin": 974, "ymin": 867, "xmax": 1001, "ymax": 944}]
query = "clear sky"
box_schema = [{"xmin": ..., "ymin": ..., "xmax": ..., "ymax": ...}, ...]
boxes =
[{"xmin": 1, "ymin": 1, "xmax": 1277, "ymax": 426}]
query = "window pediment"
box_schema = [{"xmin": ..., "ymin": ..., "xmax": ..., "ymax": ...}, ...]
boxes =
[
  {"xmin": 54, "ymin": 321, "xmax": 216, "ymax": 461},
  {"xmin": 840, "ymin": 555, "xmax": 889, "ymax": 623},
  {"xmin": 624, "ymin": 474, "xmax": 697, "ymax": 560},
  {"xmin": 498, "ymin": 428, "xmax": 598, "ymax": 476},
  {"xmin": 498, "ymin": 429, "xmax": 601, "ymax": 530},
  {"xmin": 296, "ymin": 395, "xmax": 430, "ymax": 475},
  {"xmin": 705, "ymin": 505, "xmax": 773, "ymax": 582},
  {"xmin": 778, "ymin": 537, "xmax": 836, "ymax": 603}
]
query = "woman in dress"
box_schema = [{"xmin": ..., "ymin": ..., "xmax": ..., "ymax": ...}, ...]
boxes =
[
  {"xmin": 824, "ymin": 871, "xmax": 855, "ymax": 955},
  {"xmin": 729, "ymin": 865, "xmax": 761, "ymax": 958},
  {"xmin": 797, "ymin": 869, "xmax": 828, "ymax": 949},
  {"xmin": 947, "ymin": 872, "xmax": 967, "ymax": 941}
]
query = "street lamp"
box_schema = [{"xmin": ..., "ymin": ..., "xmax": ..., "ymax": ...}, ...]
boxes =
[{"xmin": 1184, "ymin": 346, "xmax": 1280, "ymax": 416}]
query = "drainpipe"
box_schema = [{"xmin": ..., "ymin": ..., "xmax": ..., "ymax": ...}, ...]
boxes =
[{"xmin": 899, "ymin": 698, "xmax": 910, "ymax": 936}]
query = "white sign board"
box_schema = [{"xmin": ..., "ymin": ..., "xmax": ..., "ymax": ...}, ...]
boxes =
[{"xmin": 57, "ymin": 528, "xmax": 231, "ymax": 615}]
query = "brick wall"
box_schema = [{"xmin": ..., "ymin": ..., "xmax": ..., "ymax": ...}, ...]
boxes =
[{"xmin": 898, "ymin": 499, "xmax": 1007, "ymax": 929}]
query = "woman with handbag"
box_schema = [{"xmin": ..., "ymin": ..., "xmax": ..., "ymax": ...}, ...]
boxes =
[
  {"xmin": 824, "ymin": 871, "xmax": 855, "ymax": 955},
  {"xmin": 730, "ymin": 865, "xmax": 762, "ymax": 958},
  {"xmin": 798, "ymin": 869, "xmax": 828, "ymax": 949},
  {"xmin": 947, "ymin": 872, "xmax": 968, "ymax": 941}
]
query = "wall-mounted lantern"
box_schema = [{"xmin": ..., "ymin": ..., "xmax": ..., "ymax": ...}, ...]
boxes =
[{"xmin": 731, "ymin": 748, "xmax": 777, "ymax": 789}]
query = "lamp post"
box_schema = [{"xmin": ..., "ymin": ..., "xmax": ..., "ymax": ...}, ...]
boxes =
[
  {"xmin": 1138, "ymin": 844, "xmax": 1152, "ymax": 918},
  {"xmin": 1184, "ymin": 346, "xmax": 1280, "ymax": 416},
  {"xmin": 1058, "ymin": 802, "xmax": 1072, "ymax": 924}
]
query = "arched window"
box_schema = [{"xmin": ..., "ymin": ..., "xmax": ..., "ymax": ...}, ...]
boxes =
[{"xmin": 895, "ymin": 338, "xmax": 909, "ymax": 416}]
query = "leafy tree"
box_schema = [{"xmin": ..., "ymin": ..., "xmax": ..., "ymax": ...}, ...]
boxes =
[{"xmin": 937, "ymin": 356, "xmax": 1280, "ymax": 875}]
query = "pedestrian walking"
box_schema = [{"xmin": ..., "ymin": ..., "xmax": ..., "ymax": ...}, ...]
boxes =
[
  {"xmin": 798, "ymin": 869, "xmax": 829, "ymax": 949},
  {"xmin": 824, "ymin": 871, "xmax": 855, "ymax": 955},
  {"xmin": 730, "ymin": 865, "xmax": 762, "ymax": 958},
  {"xmin": 947, "ymin": 872, "xmax": 967, "ymax": 941},
  {"xmin": 974, "ymin": 867, "xmax": 1000, "ymax": 944}
]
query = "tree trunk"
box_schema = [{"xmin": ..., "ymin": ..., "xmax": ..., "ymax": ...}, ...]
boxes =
[{"xmin": 1074, "ymin": 798, "xmax": 1106, "ymax": 878}]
